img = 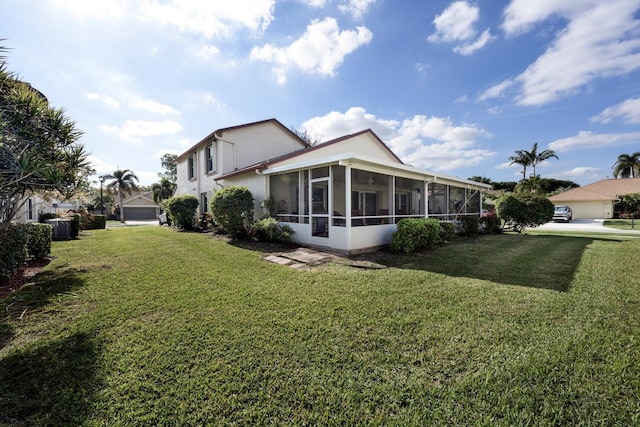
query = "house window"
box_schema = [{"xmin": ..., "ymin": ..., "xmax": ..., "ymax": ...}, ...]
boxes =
[
  {"xmin": 27, "ymin": 198, "xmax": 34, "ymax": 221},
  {"xmin": 188, "ymin": 154, "xmax": 195, "ymax": 180},
  {"xmin": 201, "ymin": 192, "xmax": 209, "ymax": 214},
  {"xmin": 205, "ymin": 144, "xmax": 215, "ymax": 173}
]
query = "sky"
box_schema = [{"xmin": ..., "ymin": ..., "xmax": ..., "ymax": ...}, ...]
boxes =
[{"xmin": 2, "ymin": 0, "xmax": 640, "ymax": 187}]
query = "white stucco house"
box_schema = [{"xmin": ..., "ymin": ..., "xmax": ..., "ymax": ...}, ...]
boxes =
[
  {"xmin": 11, "ymin": 194, "xmax": 76, "ymax": 224},
  {"xmin": 549, "ymin": 178, "xmax": 640, "ymax": 219},
  {"xmin": 174, "ymin": 118, "xmax": 491, "ymax": 253}
]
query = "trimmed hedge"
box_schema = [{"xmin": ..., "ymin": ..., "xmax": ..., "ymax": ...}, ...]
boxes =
[
  {"xmin": 68, "ymin": 213, "xmax": 81, "ymax": 238},
  {"xmin": 459, "ymin": 215, "xmax": 480, "ymax": 237},
  {"xmin": 88, "ymin": 215, "xmax": 107, "ymax": 230},
  {"xmin": 210, "ymin": 186, "xmax": 254, "ymax": 238},
  {"xmin": 0, "ymin": 224, "xmax": 28, "ymax": 283},
  {"xmin": 390, "ymin": 218, "xmax": 441, "ymax": 254},
  {"xmin": 439, "ymin": 221, "xmax": 456, "ymax": 242},
  {"xmin": 25, "ymin": 223, "xmax": 52, "ymax": 259},
  {"xmin": 166, "ymin": 195, "xmax": 199, "ymax": 230}
]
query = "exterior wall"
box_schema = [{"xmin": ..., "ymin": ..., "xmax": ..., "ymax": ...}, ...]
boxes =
[
  {"xmin": 273, "ymin": 133, "xmax": 401, "ymax": 169},
  {"xmin": 218, "ymin": 173, "xmax": 270, "ymax": 220},
  {"xmin": 174, "ymin": 121, "xmax": 305, "ymax": 205},
  {"xmin": 554, "ymin": 201, "xmax": 608, "ymax": 219}
]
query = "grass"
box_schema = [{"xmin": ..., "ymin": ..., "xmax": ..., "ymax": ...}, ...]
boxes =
[
  {"xmin": 1, "ymin": 227, "xmax": 639, "ymax": 425},
  {"xmin": 604, "ymin": 218, "xmax": 640, "ymax": 230}
]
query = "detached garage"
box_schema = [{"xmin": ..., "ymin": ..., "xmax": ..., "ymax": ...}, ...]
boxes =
[
  {"xmin": 119, "ymin": 191, "xmax": 160, "ymax": 221},
  {"xmin": 549, "ymin": 178, "xmax": 640, "ymax": 219}
]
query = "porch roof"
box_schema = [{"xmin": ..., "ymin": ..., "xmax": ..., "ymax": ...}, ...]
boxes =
[{"xmin": 262, "ymin": 152, "xmax": 492, "ymax": 190}]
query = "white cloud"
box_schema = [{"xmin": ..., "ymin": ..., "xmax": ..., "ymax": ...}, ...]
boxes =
[
  {"xmin": 591, "ymin": 97, "xmax": 640, "ymax": 124},
  {"xmin": 548, "ymin": 130, "xmax": 640, "ymax": 152},
  {"xmin": 415, "ymin": 62, "xmax": 429, "ymax": 73},
  {"xmin": 453, "ymin": 29, "xmax": 494, "ymax": 56},
  {"xmin": 428, "ymin": 1, "xmax": 493, "ymax": 55},
  {"xmin": 302, "ymin": 107, "xmax": 495, "ymax": 171},
  {"xmin": 552, "ymin": 166, "xmax": 602, "ymax": 181},
  {"xmin": 478, "ymin": 79, "xmax": 515, "ymax": 101},
  {"xmin": 86, "ymin": 93, "xmax": 120, "ymax": 109},
  {"xmin": 130, "ymin": 98, "xmax": 179, "ymax": 115},
  {"xmin": 138, "ymin": 0, "xmax": 275, "ymax": 40},
  {"xmin": 100, "ymin": 120, "xmax": 183, "ymax": 143},
  {"xmin": 500, "ymin": 0, "xmax": 640, "ymax": 106},
  {"xmin": 250, "ymin": 18, "xmax": 373, "ymax": 84},
  {"xmin": 301, "ymin": 0, "xmax": 329, "ymax": 7},
  {"xmin": 186, "ymin": 44, "xmax": 221, "ymax": 63},
  {"xmin": 202, "ymin": 93, "xmax": 226, "ymax": 110},
  {"xmin": 501, "ymin": 0, "xmax": 599, "ymax": 36},
  {"xmin": 86, "ymin": 154, "xmax": 117, "ymax": 177},
  {"xmin": 339, "ymin": 0, "xmax": 377, "ymax": 20}
]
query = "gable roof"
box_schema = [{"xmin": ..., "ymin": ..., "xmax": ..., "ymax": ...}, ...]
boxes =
[
  {"xmin": 176, "ymin": 118, "xmax": 308, "ymax": 161},
  {"xmin": 215, "ymin": 129, "xmax": 403, "ymax": 181},
  {"xmin": 549, "ymin": 178, "xmax": 640, "ymax": 202}
]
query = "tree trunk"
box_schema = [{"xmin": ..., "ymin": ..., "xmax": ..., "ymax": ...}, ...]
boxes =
[{"xmin": 119, "ymin": 190, "xmax": 125, "ymax": 223}]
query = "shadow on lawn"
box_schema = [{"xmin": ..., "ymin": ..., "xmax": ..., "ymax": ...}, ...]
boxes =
[
  {"xmin": 370, "ymin": 234, "xmax": 619, "ymax": 292},
  {"xmin": 0, "ymin": 332, "xmax": 101, "ymax": 425},
  {"xmin": 0, "ymin": 266, "xmax": 86, "ymax": 350}
]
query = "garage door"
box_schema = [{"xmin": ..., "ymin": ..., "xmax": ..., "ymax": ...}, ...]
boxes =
[
  {"xmin": 568, "ymin": 202, "xmax": 605, "ymax": 219},
  {"xmin": 123, "ymin": 207, "xmax": 157, "ymax": 220}
]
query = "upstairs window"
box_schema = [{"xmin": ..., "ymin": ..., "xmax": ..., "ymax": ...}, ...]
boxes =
[
  {"xmin": 206, "ymin": 144, "xmax": 215, "ymax": 173},
  {"xmin": 188, "ymin": 154, "xmax": 195, "ymax": 180}
]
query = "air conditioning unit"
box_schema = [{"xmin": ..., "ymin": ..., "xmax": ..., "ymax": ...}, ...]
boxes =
[{"xmin": 46, "ymin": 218, "xmax": 72, "ymax": 240}]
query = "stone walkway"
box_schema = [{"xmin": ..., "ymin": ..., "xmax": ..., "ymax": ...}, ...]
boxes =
[
  {"xmin": 263, "ymin": 247, "xmax": 387, "ymax": 270},
  {"xmin": 263, "ymin": 248, "xmax": 341, "ymax": 269}
]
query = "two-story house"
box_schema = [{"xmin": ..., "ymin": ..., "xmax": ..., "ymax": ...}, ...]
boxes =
[{"xmin": 175, "ymin": 118, "xmax": 490, "ymax": 253}]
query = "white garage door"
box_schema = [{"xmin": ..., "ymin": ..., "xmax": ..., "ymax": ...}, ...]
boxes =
[{"xmin": 567, "ymin": 202, "xmax": 605, "ymax": 219}]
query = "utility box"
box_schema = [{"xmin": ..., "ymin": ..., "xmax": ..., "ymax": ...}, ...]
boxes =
[{"xmin": 46, "ymin": 218, "xmax": 72, "ymax": 240}]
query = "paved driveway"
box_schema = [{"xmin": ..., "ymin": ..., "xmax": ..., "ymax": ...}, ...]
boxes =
[{"xmin": 533, "ymin": 219, "xmax": 640, "ymax": 234}]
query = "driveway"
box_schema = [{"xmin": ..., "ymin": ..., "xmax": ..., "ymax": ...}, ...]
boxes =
[{"xmin": 533, "ymin": 219, "xmax": 640, "ymax": 234}]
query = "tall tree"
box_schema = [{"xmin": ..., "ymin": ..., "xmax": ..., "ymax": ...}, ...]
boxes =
[
  {"xmin": 529, "ymin": 142, "xmax": 558, "ymax": 177},
  {"xmin": 151, "ymin": 177, "xmax": 176, "ymax": 204},
  {"xmin": 159, "ymin": 153, "xmax": 177, "ymax": 182},
  {"xmin": 612, "ymin": 152, "xmax": 640, "ymax": 178},
  {"xmin": 0, "ymin": 42, "xmax": 88, "ymax": 222},
  {"xmin": 105, "ymin": 169, "xmax": 139, "ymax": 223},
  {"xmin": 509, "ymin": 143, "xmax": 558, "ymax": 179}
]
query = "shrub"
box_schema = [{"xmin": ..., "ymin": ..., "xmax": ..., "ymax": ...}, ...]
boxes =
[
  {"xmin": 496, "ymin": 194, "xmax": 554, "ymax": 232},
  {"xmin": 88, "ymin": 215, "xmax": 107, "ymax": 230},
  {"xmin": 481, "ymin": 215, "xmax": 501, "ymax": 234},
  {"xmin": 210, "ymin": 186, "xmax": 254, "ymax": 238},
  {"xmin": 68, "ymin": 213, "xmax": 81, "ymax": 238},
  {"xmin": 166, "ymin": 195, "xmax": 199, "ymax": 230},
  {"xmin": 390, "ymin": 218, "xmax": 441, "ymax": 254},
  {"xmin": 39, "ymin": 212, "xmax": 58, "ymax": 223},
  {"xmin": 459, "ymin": 215, "xmax": 480, "ymax": 237},
  {"xmin": 248, "ymin": 217, "xmax": 295, "ymax": 243},
  {"xmin": 25, "ymin": 223, "xmax": 52, "ymax": 259},
  {"xmin": 0, "ymin": 223, "xmax": 28, "ymax": 283},
  {"xmin": 198, "ymin": 212, "xmax": 215, "ymax": 230},
  {"xmin": 439, "ymin": 221, "xmax": 456, "ymax": 242}
]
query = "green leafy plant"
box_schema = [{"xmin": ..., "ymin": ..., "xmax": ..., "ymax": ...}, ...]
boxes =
[
  {"xmin": 459, "ymin": 215, "xmax": 480, "ymax": 237},
  {"xmin": 25, "ymin": 223, "xmax": 52, "ymax": 259},
  {"xmin": 480, "ymin": 215, "xmax": 502, "ymax": 234},
  {"xmin": 166, "ymin": 195, "xmax": 199, "ymax": 230},
  {"xmin": 439, "ymin": 221, "xmax": 456, "ymax": 242},
  {"xmin": 0, "ymin": 223, "xmax": 28, "ymax": 283},
  {"xmin": 390, "ymin": 218, "xmax": 441, "ymax": 254},
  {"xmin": 496, "ymin": 194, "xmax": 554, "ymax": 232},
  {"xmin": 248, "ymin": 217, "xmax": 295, "ymax": 243},
  {"xmin": 210, "ymin": 186, "xmax": 254, "ymax": 238}
]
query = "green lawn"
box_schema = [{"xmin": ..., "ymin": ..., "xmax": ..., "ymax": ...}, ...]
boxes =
[
  {"xmin": 1, "ymin": 227, "xmax": 639, "ymax": 425},
  {"xmin": 604, "ymin": 218, "xmax": 640, "ymax": 230}
]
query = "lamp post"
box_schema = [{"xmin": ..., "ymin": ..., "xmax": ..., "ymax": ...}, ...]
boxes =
[{"xmin": 99, "ymin": 175, "xmax": 105, "ymax": 215}]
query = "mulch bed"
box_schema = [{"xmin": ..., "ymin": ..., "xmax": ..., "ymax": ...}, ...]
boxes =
[{"xmin": 0, "ymin": 258, "xmax": 52, "ymax": 300}]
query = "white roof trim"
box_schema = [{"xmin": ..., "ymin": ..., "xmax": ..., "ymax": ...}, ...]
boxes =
[{"xmin": 262, "ymin": 152, "xmax": 491, "ymax": 189}]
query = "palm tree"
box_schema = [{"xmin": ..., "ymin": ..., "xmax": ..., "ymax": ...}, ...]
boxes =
[
  {"xmin": 529, "ymin": 142, "xmax": 558, "ymax": 177},
  {"xmin": 509, "ymin": 149, "xmax": 531, "ymax": 179},
  {"xmin": 151, "ymin": 177, "xmax": 176, "ymax": 204},
  {"xmin": 509, "ymin": 143, "xmax": 558, "ymax": 179},
  {"xmin": 612, "ymin": 152, "xmax": 640, "ymax": 178},
  {"xmin": 105, "ymin": 169, "xmax": 139, "ymax": 223}
]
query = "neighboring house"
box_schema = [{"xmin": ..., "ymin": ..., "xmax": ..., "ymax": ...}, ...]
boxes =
[
  {"xmin": 175, "ymin": 118, "xmax": 491, "ymax": 253},
  {"xmin": 11, "ymin": 194, "xmax": 76, "ymax": 224},
  {"xmin": 117, "ymin": 191, "xmax": 161, "ymax": 221},
  {"xmin": 549, "ymin": 178, "xmax": 640, "ymax": 219}
]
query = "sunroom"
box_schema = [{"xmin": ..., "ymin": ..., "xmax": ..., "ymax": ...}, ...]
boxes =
[{"xmin": 265, "ymin": 153, "xmax": 488, "ymax": 253}]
